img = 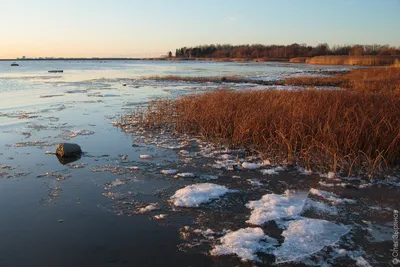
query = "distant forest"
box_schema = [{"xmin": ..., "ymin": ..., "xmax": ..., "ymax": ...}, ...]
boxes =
[{"xmin": 174, "ymin": 44, "xmax": 400, "ymax": 58}]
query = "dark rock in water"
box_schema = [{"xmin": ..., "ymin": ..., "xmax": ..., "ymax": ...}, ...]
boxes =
[
  {"xmin": 56, "ymin": 143, "xmax": 82, "ymax": 157},
  {"xmin": 48, "ymin": 70, "xmax": 64, "ymax": 73}
]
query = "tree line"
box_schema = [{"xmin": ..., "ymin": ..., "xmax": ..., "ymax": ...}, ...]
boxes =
[{"xmin": 174, "ymin": 44, "xmax": 400, "ymax": 59}]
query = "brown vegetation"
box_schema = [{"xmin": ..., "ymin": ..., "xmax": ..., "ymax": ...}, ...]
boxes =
[
  {"xmin": 285, "ymin": 66, "xmax": 400, "ymax": 94},
  {"xmin": 289, "ymin": 57, "xmax": 311, "ymax": 63},
  {"xmin": 128, "ymin": 67, "xmax": 400, "ymax": 177},
  {"xmin": 307, "ymin": 55, "xmax": 400, "ymax": 66},
  {"xmin": 133, "ymin": 90, "xmax": 400, "ymax": 177}
]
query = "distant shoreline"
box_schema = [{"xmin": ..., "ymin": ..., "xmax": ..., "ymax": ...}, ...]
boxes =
[{"xmin": 1, "ymin": 55, "xmax": 398, "ymax": 66}]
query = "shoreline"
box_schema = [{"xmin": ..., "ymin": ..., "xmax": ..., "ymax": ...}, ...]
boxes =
[{"xmin": 2, "ymin": 55, "xmax": 398, "ymax": 66}]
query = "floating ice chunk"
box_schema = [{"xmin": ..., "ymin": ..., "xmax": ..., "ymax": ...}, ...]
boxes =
[
  {"xmin": 211, "ymin": 227, "xmax": 278, "ymax": 262},
  {"xmin": 309, "ymin": 188, "xmax": 356, "ymax": 204},
  {"xmin": 274, "ymin": 218, "xmax": 351, "ymax": 264},
  {"xmin": 355, "ymin": 256, "xmax": 372, "ymax": 267},
  {"xmin": 260, "ymin": 166, "xmax": 284, "ymax": 175},
  {"xmin": 246, "ymin": 190, "xmax": 308, "ymax": 225},
  {"xmin": 127, "ymin": 166, "xmax": 139, "ymax": 170},
  {"xmin": 139, "ymin": 155, "xmax": 152, "ymax": 159},
  {"xmin": 212, "ymin": 160, "xmax": 238, "ymax": 170},
  {"xmin": 170, "ymin": 183, "xmax": 231, "ymax": 207},
  {"xmin": 319, "ymin": 181, "xmax": 349, "ymax": 188},
  {"xmin": 70, "ymin": 129, "xmax": 95, "ymax": 137},
  {"xmin": 247, "ymin": 179, "xmax": 263, "ymax": 186},
  {"xmin": 177, "ymin": 172, "xmax": 196, "ymax": 178},
  {"xmin": 161, "ymin": 169, "xmax": 178, "ymax": 175},
  {"xmin": 153, "ymin": 214, "xmax": 167, "ymax": 220},
  {"xmin": 200, "ymin": 174, "xmax": 218, "ymax": 180},
  {"xmin": 320, "ymin": 172, "xmax": 336, "ymax": 179},
  {"xmin": 297, "ymin": 167, "xmax": 312, "ymax": 175},
  {"xmin": 242, "ymin": 162, "xmax": 261, "ymax": 169},
  {"xmin": 110, "ymin": 179, "xmax": 125, "ymax": 187},
  {"xmin": 219, "ymin": 154, "xmax": 233, "ymax": 160},
  {"xmin": 138, "ymin": 203, "xmax": 159, "ymax": 213},
  {"xmin": 302, "ymin": 199, "xmax": 338, "ymax": 215}
]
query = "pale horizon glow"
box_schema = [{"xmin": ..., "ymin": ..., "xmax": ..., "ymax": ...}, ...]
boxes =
[{"xmin": 0, "ymin": 0, "xmax": 399, "ymax": 59}]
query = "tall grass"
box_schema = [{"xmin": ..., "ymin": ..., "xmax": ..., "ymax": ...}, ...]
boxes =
[
  {"xmin": 307, "ymin": 55, "xmax": 400, "ymax": 66},
  {"xmin": 285, "ymin": 67, "xmax": 400, "ymax": 94},
  {"xmin": 136, "ymin": 89, "xmax": 400, "ymax": 177}
]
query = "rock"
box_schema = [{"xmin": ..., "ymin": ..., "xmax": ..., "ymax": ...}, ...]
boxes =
[{"xmin": 56, "ymin": 143, "xmax": 82, "ymax": 157}]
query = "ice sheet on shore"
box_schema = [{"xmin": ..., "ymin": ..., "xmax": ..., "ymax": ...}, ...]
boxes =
[
  {"xmin": 274, "ymin": 218, "xmax": 351, "ymax": 264},
  {"xmin": 246, "ymin": 190, "xmax": 308, "ymax": 225},
  {"xmin": 211, "ymin": 227, "xmax": 278, "ymax": 262},
  {"xmin": 170, "ymin": 183, "xmax": 231, "ymax": 207}
]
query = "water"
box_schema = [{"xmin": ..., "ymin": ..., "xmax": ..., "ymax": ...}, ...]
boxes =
[{"xmin": 0, "ymin": 60, "xmax": 397, "ymax": 267}]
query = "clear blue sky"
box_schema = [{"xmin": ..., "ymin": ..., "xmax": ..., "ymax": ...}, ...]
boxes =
[{"xmin": 0, "ymin": 0, "xmax": 398, "ymax": 58}]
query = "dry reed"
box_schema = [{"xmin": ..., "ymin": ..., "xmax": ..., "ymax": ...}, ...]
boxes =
[
  {"xmin": 135, "ymin": 89, "xmax": 400, "ymax": 177},
  {"xmin": 307, "ymin": 55, "xmax": 400, "ymax": 66}
]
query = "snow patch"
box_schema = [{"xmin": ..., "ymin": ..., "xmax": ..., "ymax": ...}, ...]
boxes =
[
  {"xmin": 246, "ymin": 190, "xmax": 308, "ymax": 225},
  {"xmin": 211, "ymin": 227, "xmax": 278, "ymax": 262},
  {"xmin": 170, "ymin": 183, "xmax": 231, "ymax": 207}
]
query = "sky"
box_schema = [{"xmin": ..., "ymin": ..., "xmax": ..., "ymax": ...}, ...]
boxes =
[{"xmin": 0, "ymin": 0, "xmax": 399, "ymax": 58}]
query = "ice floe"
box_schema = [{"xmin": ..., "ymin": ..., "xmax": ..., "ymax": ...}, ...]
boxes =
[
  {"xmin": 273, "ymin": 218, "xmax": 351, "ymax": 263},
  {"xmin": 177, "ymin": 172, "xmax": 196, "ymax": 178},
  {"xmin": 260, "ymin": 166, "xmax": 284, "ymax": 175},
  {"xmin": 138, "ymin": 203, "xmax": 159, "ymax": 214},
  {"xmin": 153, "ymin": 214, "xmax": 167, "ymax": 220},
  {"xmin": 246, "ymin": 190, "xmax": 308, "ymax": 225},
  {"xmin": 170, "ymin": 183, "xmax": 232, "ymax": 207},
  {"xmin": 211, "ymin": 227, "xmax": 278, "ymax": 262},
  {"xmin": 242, "ymin": 162, "xmax": 262, "ymax": 169},
  {"xmin": 139, "ymin": 154, "xmax": 152, "ymax": 159},
  {"xmin": 161, "ymin": 169, "xmax": 178, "ymax": 175},
  {"xmin": 70, "ymin": 129, "xmax": 95, "ymax": 137},
  {"xmin": 199, "ymin": 174, "xmax": 218, "ymax": 180},
  {"xmin": 247, "ymin": 178, "xmax": 264, "ymax": 186},
  {"xmin": 297, "ymin": 167, "xmax": 313, "ymax": 175}
]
